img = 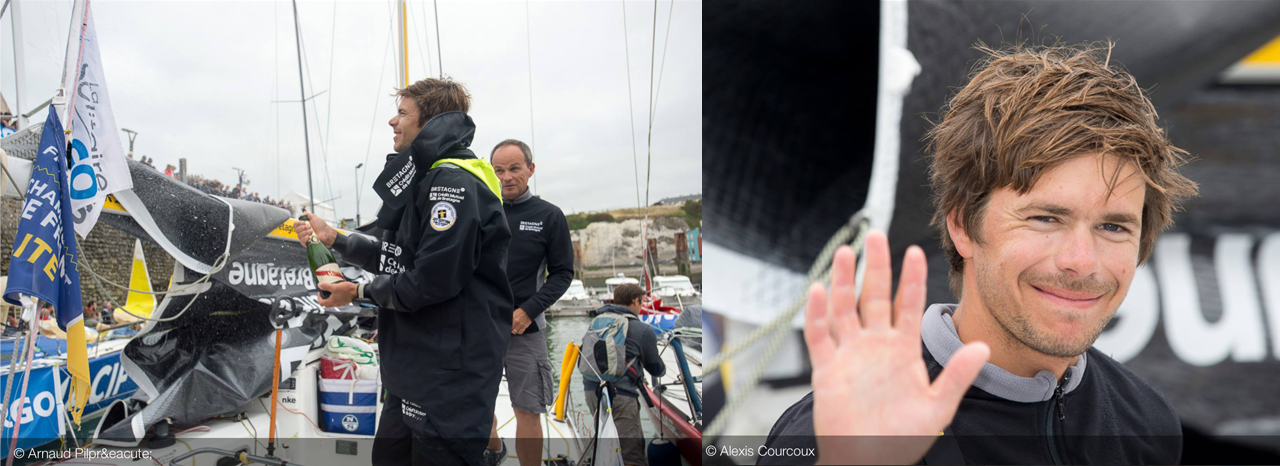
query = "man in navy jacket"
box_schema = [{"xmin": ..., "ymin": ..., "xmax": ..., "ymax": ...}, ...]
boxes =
[{"xmin": 762, "ymin": 44, "xmax": 1195, "ymax": 464}]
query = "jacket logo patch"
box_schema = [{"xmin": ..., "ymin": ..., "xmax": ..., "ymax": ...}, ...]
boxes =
[
  {"xmin": 387, "ymin": 160, "xmax": 416, "ymax": 196},
  {"xmin": 430, "ymin": 201, "xmax": 457, "ymax": 231},
  {"xmin": 519, "ymin": 220, "xmax": 543, "ymax": 232},
  {"xmin": 380, "ymin": 255, "xmax": 406, "ymax": 274},
  {"xmin": 429, "ymin": 186, "xmax": 466, "ymax": 204},
  {"xmin": 401, "ymin": 400, "xmax": 427, "ymax": 421}
]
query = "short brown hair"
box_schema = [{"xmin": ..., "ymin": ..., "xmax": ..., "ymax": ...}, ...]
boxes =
[
  {"xmin": 613, "ymin": 284, "xmax": 645, "ymax": 307},
  {"xmin": 394, "ymin": 78, "xmax": 471, "ymax": 127},
  {"xmin": 926, "ymin": 42, "xmax": 1198, "ymax": 296}
]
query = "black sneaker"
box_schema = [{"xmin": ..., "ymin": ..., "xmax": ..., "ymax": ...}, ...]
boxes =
[{"xmin": 483, "ymin": 439, "xmax": 508, "ymax": 466}]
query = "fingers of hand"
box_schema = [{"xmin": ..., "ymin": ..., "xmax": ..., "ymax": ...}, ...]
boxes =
[
  {"xmin": 859, "ymin": 230, "xmax": 893, "ymax": 329},
  {"xmin": 829, "ymin": 279, "xmax": 860, "ymax": 345},
  {"xmin": 932, "ymin": 341, "xmax": 990, "ymax": 415},
  {"xmin": 804, "ymin": 283, "xmax": 834, "ymax": 369},
  {"xmin": 826, "ymin": 246, "xmax": 860, "ymax": 342},
  {"xmin": 892, "ymin": 245, "xmax": 928, "ymax": 332},
  {"xmin": 296, "ymin": 224, "xmax": 311, "ymax": 245},
  {"xmin": 830, "ymin": 245, "xmax": 857, "ymax": 289}
]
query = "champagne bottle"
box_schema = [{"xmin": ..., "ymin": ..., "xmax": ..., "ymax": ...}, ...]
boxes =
[{"xmin": 298, "ymin": 214, "xmax": 343, "ymax": 299}]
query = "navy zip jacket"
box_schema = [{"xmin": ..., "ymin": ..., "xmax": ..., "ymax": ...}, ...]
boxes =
[
  {"xmin": 333, "ymin": 111, "xmax": 513, "ymax": 462},
  {"xmin": 760, "ymin": 304, "xmax": 1182, "ymax": 465},
  {"xmin": 503, "ymin": 189, "xmax": 574, "ymax": 333}
]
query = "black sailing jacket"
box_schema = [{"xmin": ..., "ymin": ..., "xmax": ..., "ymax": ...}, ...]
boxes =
[{"xmin": 333, "ymin": 111, "xmax": 513, "ymax": 460}]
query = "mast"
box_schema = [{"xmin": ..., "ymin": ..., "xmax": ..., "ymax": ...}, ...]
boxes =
[
  {"xmin": 433, "ymin": 0, "xmax": 442, "ymax": 77},
  {"xmin": 291, "ymin": 0, "xmax": 316, "ymax": 214},
  {"xmin": 397, "ymin": 0, "xmax": 408, "ymax": 88},
  {"xmin": 10, "ymin": 0, "xmax": 26, "ymax": 129}
]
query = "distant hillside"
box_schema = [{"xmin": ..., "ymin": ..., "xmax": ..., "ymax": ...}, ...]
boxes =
[{"xmin": 567, "ymin": 199, "xmax": 701, "ymax": 230}]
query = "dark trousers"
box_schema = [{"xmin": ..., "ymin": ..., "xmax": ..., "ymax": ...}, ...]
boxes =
[{"xmin": 373, "ymin": 393, "xmax": 476, "ymax": 466}]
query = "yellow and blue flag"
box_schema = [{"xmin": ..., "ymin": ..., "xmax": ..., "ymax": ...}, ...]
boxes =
[{"xmin": 2, "ymin": 110, "xmax": 91, "ymax": 424}]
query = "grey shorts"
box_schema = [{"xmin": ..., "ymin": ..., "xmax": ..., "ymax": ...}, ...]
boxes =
[
  {"xmin": 585, "ymin": 391, "xmax": 647, "ymax": 466},
  {"xmin": 504, "ymin": 330, "xmax": 555, "ymax": 414}
]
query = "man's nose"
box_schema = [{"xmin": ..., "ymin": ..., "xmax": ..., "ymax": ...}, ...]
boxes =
[{"xmin": 1055, "ymin": 226, "xmax": 1101, "ymax": 277}]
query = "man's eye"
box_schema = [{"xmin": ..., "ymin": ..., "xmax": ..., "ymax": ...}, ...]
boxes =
[
  {"xmin": 1031, "ymin": 216, "xmax": 1057, "ymax": 223},
  {"xmin": 1100, "ymin": 223, "xmax": 1129, "ymax": 233}
]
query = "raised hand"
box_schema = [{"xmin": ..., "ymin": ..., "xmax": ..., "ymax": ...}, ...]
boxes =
[{"xmin": 806, "ymin": 230, "xmax": 990, "ymax": 465}]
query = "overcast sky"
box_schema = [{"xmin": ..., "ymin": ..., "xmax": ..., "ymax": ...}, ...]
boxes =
[{"xmin": 1, "ymin": 0, "xmax": 701, "ymax": 220}]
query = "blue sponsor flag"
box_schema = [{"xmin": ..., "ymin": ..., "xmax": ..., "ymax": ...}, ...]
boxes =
[{"xmin": 2, "ymin": 110, "xmax": 91, "ymax": 424}]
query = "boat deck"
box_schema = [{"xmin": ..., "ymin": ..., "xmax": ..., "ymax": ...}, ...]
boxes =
[{"xmin": 49, "ymin": 346, "xmax": 587, "ymax": 465}]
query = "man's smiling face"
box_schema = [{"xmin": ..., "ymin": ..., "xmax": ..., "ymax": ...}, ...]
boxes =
[
  {"xmin": 958, "ymin": 153, "xmax": 1145, "ymax": 357},
  {"xmin": 389, "ymin": 98, "xmax": 421, "ymax": 153}
]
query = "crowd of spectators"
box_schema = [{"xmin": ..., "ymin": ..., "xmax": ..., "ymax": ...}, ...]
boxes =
[{"xmin": 183, "ymin": 174, "xmax": 295, "ymax": 210}]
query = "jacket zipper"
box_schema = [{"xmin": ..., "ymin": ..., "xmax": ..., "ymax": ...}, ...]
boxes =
[{"xmin": 1045, "ymin": 370, "xmax": 1070, "ymax": 465}]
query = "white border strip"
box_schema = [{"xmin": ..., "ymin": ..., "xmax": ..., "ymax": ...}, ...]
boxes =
[{"xmin": 866, "ymin": 0, "xmax": 917, "ymax": 234}]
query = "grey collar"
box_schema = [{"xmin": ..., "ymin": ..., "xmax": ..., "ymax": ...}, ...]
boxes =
[
  {"xmin": 921, "ymin": 303, "xmax": 1087, "ymax": 403},
  {"xmin": 506, "ymin": 189, "xmax": 534, "ymax": 205}
]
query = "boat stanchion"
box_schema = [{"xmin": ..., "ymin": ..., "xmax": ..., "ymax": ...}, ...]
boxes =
[
  {"xmin": 266, "ymin": 298, "xmax": 300, "ymax": 459},
  {"xmin": 148, "ymin": 419, "xmax": 175, "ymax": 449},
  {"xmin": 268, "ymin": 326, "xmax": 282, "ymax": 458}
]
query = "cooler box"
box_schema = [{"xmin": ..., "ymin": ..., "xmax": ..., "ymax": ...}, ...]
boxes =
[{"xmin": 319, "ymin": 378, "xmax": 378, "ymax": 435}]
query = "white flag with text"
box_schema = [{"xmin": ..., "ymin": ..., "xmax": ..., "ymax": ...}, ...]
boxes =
[{"xmin": 61, "ymin": 0, "xmax": 133, "ymax": 238}]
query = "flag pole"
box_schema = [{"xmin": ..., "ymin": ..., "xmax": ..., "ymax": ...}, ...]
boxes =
[{"xmin": 62, "ymin": 0, "xmax": 90, "ymax": 134}]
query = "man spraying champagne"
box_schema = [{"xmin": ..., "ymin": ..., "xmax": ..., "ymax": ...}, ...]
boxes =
[{"xmin": 295, "ymin": 78, "xmax": 511, "ymax": 466}]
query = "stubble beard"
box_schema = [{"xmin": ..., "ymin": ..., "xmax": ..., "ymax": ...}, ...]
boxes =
[{"xmin": 973, "ymin": 258, "xmax": 1117, "ymax": 358}]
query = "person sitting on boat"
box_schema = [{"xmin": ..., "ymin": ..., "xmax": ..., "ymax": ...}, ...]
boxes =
[
  {"xmin": 760, "ymin": 43, "xmax": 1195, "ymax": 465},
  {"xmin": 483, "ymin": 139, "xmax": 576, "ymax": 466},
  {"xmin": 583, "ymin": 283, "xmax": 665, "ymax": 466},
  {"xmin": 83, "ymin": 301, "xmax": 101, "ymax": 329},
  {"xmin": 99, "ymin": 301, "xmax": 116, "ymax": 326},
  {"xmin": 3, "ymin": 311, "xmax": 20, "ymax": 337},
  {"xmin": 295, "ymin": 77, "xmax": 512, "ymax": 466}
]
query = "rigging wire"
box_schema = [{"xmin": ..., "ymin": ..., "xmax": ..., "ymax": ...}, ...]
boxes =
[
  {"xmin": 290, "ymin": 0, "xmax": 317, "ymax": 214},
  {"xmin": 621, "ymin": 1, "xmax": 642, "ymax": 210},
  {"xmin": 359, "ymin": 2, "xmax": 397, "ymax": 197},
  {"xmin": 408, "ymin": 1, "xmax": 430, "ymax": 79},
  {"xmin": 641, "ymin": 0, "xmax": 658, "ymax": 288},
  {"xmin": 296, "ymin": 7, "xmax": 338, "ymax": 217},
  {"xmin": 275, "ymin": 0, "xmax": 281, "ymax": 199},
  {"xmin": 322, "ymin": 0, "xmax": 339, "ymax": 207},
  {"xmin": 649, "ymin": 0, "xmax": 675, "ymax": 125},
  {"xmin": 525, "ymin": 0, "xmax": 537, "ymax": 196},
  {"xmin": 433, "ymin": 0, "xmax": 442, "ymax": 76},
  {"xmin": 420, "ymin": 0, "xmax": 434, "ymax": 78}
]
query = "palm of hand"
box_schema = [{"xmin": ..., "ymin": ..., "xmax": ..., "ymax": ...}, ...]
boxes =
[
  {"xmin": 804, "ymin": 231, "xmax": 989, "ymax": 465},
  {"xmin": 812, "ymin": 324, "xmax": 944, "ymax": 437}
]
